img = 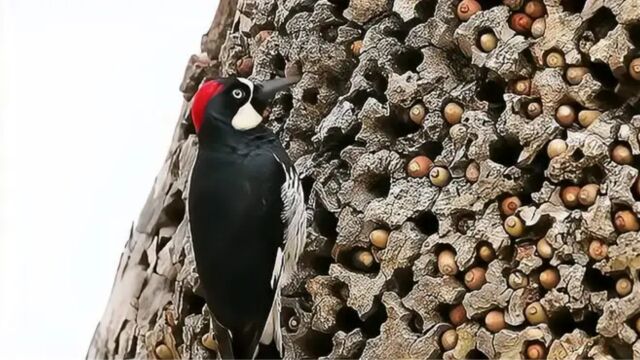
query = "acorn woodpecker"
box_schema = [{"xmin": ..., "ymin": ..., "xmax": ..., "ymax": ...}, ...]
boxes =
[{"xmin": 187, "ymin": 76, "xmax": 306, "ymax": 359}]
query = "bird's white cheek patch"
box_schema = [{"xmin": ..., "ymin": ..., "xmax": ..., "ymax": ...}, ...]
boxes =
[{"xmin": 231, "ymin": 102, "xmax": 263, "ymax": 130}]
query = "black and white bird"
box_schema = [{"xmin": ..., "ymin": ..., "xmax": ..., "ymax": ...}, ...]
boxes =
[{"xmin": 187, "ymin": 76, "xmax": 306, "ymax": 359}]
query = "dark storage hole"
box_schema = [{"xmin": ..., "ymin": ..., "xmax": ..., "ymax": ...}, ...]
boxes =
[
  {"xmin": 415, "ymin": 0, "xmax": 437, "ymax": 20},
  {"xmin": 629, "ymin": 23, "xmax": 640, "ymax": 48},
  {"xmin": 364, "ymin": 69, "xmax": 388, "ymax": 94},
  {"xmin": 394, "ymin": 48, "xmax": 424, "ymax": 73},
  {"xmin": 527, "ymin": 216, "xmax": 554, "ymax": 239},
  {"xmin": 314, "ymin": 204, "xmax": 338, "ymax": 239},
  {"xmin": 302, "ymin": 88, "xmax": 320, "ymax": 105},
  {"xmin": 309, "ymin": 254, "xmax": 332, "ymax": 274},
  {"xmin": 348, "ymin": 90, "xmax": 371, "ymax": 108},
  {"xmin": 326, "ymin": 73, "xmax": 349, "ymax": 94},
  {"xmin": 490, "ymin": 136, "xmax": 523, "ymax": 167},
  {"xmin": 581, "ymin": 165, "xmax": 606, "ymax": 184},
  {"xmin": 328, "ymin": 0, "xmax": 350, "ymax": 12},
  {"xmin": 410, "ymin": 311, "xmax": 423, "ymax": 333},
  {"xmin": 478, "ymin": 78, "xmax": 507, "ymax": 118},
  {"xmin": 301, "ymin": 176, "xmax": 314, "ymax": 203},
  {"xmin": 418, "ymin": 141, "xmax": 444, "ymax": 160},
  {"xmin": 336, "ymin": 306, "xmax": 362, "ymax": 332},
  {"xmin": 367, "ymin": 173, "xmax": 391, "ymax": 199},
  {"xmin": 320, "ymin": 25, "xmax": 339, "ymax": 42},
  {"xmin": 560, "ymin": 0, "xmax": 586, "ymax": 13},
  {"xmin": 587, "ymin": 7, "xmax": 618, "ymax": 40},
  {"xmin": 161, "ymin": 192, "xmax": 186, "ymax": 227},
  {"xmin": 276, "ymin": 92, "xmax": 294, "ymax": 113},
  {"xmin": 361, "ymin": 299, "xmax": 388, "ymax": 338},
  {"xmin": 594, "ymin": 89, "xmax": 625, "ymax": 108},
  {"xmin": 572, "ymin": 148, "xmax": 585, "ymax": 161},
  {"xmin": 320, "ymin": 125, "xmax": 361, "ymax": 156},
  {"xmin": 272, "ymin": 53, "xmax": 286, "ymax": 73},
  {"xmin": 522, "ymin": 148, "xmax": 549, "ymax": 195},
  {"xmin": 138, "ymin": 250, "xmax": 150, "ymax": 269},
  {"xmin": 302, "ymin": 330, "xmax": 333, "ymax": 357},
  {"xmin": 182, "ymin": 290, "xmax": 207, "ymax": 317},
  {"xmin": 607, "ymin": 339, "xmax": 634, "ymax": 360},
  {"xmin": 465, "ymin": 349, "xmax": 489, "ymax": 359},
  {"xmin": 453, "ymin": 210, "xmax": 475, "ymax": 235},
  {"xmin": 380, "ymin": 114, "xmax": 421, "ymax": 139},
  {"xmin": 412, "ymin": 211, "xmax": 439, "ymax": 235},
  {"xmin": 387, "ymin": 267, "xmax": 415, "ymax": 297},
  {"xmin": 548, "ymin": 308, "xmax": 577, "ymax": 337},
  {"xmin": 589, "ymin": 61, "xmax": 619, "ymax": 88},
  {"xmin": 576, "ymin": 311, "xmax": 599, "ymax": 336}
]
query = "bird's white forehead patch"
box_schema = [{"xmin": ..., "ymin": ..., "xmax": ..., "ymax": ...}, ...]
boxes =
[{"xmin": 232, "ymin": 78, "xmax": 263, "ymax": 131}]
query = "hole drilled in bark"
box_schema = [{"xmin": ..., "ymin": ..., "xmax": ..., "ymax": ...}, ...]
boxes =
[
  {"xmin": 453, "ymin": 210, "xmax": 476, "ymax": 235},
  {"xmin": 348, "ymin": 89, "xmax": 371, "ymax": 108},
  {"xmin": 587, "ymin": 7, "xmax": 618, "ymax": 41},
  {"xmin": 302, "ymin": 330, "xmax": 333, "ymax": 357},
  {"xmin": 412, "ymin": 211, "xmax": 439, "ymax": 235},
  {"xmin": 415, "ymin": 0, "xmax": 436, "ymax": 20},
  {"xmin": 302, "ymin": 88, "xmax": 320, "ymax": 105},
  {"xmin": 314, "ymin": 204, "xmax": 338, "ymax": 239},
  {"xmin": 379, "ymin": 114, "xmax": 421, "ymax": 139},
  {"xmin": 320, "ymin": 25, "xmax": 339, "ymax": 42},
  {"xmin": 272, "ymin": 53, "xmax": 286, "ymax": 73},
  {"xmin": 301, "ymin": 176, "xmax": 314, "ymax": 203},
  {"xmin": 364, "ymin": 69, "xmax": 389, "ymax": 94},
  {"xmin": 490, "ymin": 136, "xmax": 523, "ymax": 167},
  {"xmin": 465, "ymin": 349, "xmax": 489, "ymax": 359},
  {"xmin": 629, "ymin": 23, "xmax": 640, "ymax": 48},
  {"xmin": 366, "ymin": 172, "xmax": 391, "ymax": 199},
  {"xmin": 161, "ymin": 192, "xmax": 186, "ymax": 227},
  {"xmin": 560, "ymin": 0, "xmax": 586, "ymax": 13},
  {"xmin": 478, "ymin": 78, "xmax": 507, "ymax": 118},
  {"xmin": 548, "ymin": 308, "xmax": 577, "ymax": 337},
  {"xmin": 589, "ymin": 61, "xmax": 619, "ymax": 88},
  {"xmin": 336, "ymin": 306, "xmax": 362, "ymax": 332},
  {"xmin": 581, "ymin": 164, "xmax": 606, "ymax": 184},
  {"xmin": 387, "ymin": 267, "xmax": 415, "ymax": 297},
  {"xmin": 394, "ymin": 48, "xmax": 424, "ymax": 73}
]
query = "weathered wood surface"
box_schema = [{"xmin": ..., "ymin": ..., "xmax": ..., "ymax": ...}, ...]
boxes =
[{"xmin": 89, "ymin": 0, "xmax": 640, "ymax": 358}]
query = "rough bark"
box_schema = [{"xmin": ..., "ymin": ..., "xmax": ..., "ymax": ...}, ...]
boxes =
[{"xmin": 89, "ymin": 0, "xmax": 640, "ymax": 359}]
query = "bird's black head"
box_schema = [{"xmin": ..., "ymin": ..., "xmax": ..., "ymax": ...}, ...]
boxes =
[{"xmin": 190, "ymin": 76, "xmax": 299, "ymax": 134}]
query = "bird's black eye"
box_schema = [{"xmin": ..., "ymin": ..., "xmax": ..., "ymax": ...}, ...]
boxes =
[{"xmin": 232, "ymin": 89, "xmax": 245, "ymax": 99}]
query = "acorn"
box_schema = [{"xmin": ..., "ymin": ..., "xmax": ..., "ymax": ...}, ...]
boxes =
[
  {"xmin": 353, "ymin": 250, "xmax": 375, "ymax": 270},
  {"xmin": 512, "ymin": 79, "xmax": 532, "ymax": 95},
  {"xmin": 635, "ymin": 317, "xmax": 640, "ymax": 333},
  {"xmin": 545, "ymin": 51, "xmax": 565, "ymax": 68},
  {"xmin": 611, "ymin": 143, "xmax": 633, "ymax": 165},
  {"xmin": 547, "ymin": 139, "xmax": 567, "ymax": 158},
  {"xmin": 539, "ymin": 268, "xmax": 560, "ymax": 290},
  {"xmin": 236, "ymin": 57, "xmax": 254, "ymax": 77},
  {"xmin": 578, "ymin": 184, "xmax": 599, "ymax": 206},
  {"xmin": 510, "ymin": 13, "xmax": 533, "ymax": 34},
  {"xmin": 531, "ymin": 18, "xmax": 546, "ymax": 38},
  {"xmin": 465, "ymin": 161, "xmax": 480, "ymax": 183},
  {"xmin": 577, "ymin": 110, "xmax": 600, "ymax": 127},
  {"xmin": 369, "ymin": 229, "xmax": 390, "ymax": 249},
  {"xmin": 614, "ymin": 210, "xmax": 640, "ymax": 233},
  {"xmin": 407, "ymin": 155, "xmax": 433, "ymax": 178},
  {"xmin": 456, "ymin": 0, "xmax": 481, "ymax": 21},
  {"xmin": 508, "ymin": 271, "xmax": 529, "ymax": 289},
  {"xmin": 351, "ymin": 40, "xmax": 363, "ymax": 56},
  {"xmin": 449, "ymin": 304, "xmax": 468, "ymax": 326},
  {"xmin": 566, "ymin": 66, "xmax": 590, "ymax": 85},
  {"xmin": 526, "ymin": 343, "xmax": 546, "ymax": 360},
  {"xmin": 465, "ymin": 267, "xmax": 487, "ymax": 290},
  {"xmin": 255, "ymin": 30, "xmax": 273, "ymax": 44},
  {"xmin": 155, "ymin": 344, "xmax": 173, "ymax": 360},
  {"xmin": 443, "ymin": 102, "xmax": 464, "ymax": 124},
  {"xmin": 524, "ymin": 0, "xmax": 546, "ymax": 18},
  {"xmin": 503, "ymin": 0, "xmax": 524, "ymax": 10},
  {"xmin": 438, "ymin": 249, "xmax": 458, "ymax": 276},
  {"xmin": 615, "ymin": 277, "xmax": 633, "ymax": 297},
  {"xmin": 441, "ymin": 329, "xmax": 458, "ymax": 350},
  {"xmin": 485, "ymin": 310, "xmax": 506, "ymax": 332},
  {"xmin": 561, "ymin": 185, "xmax": 580, "ymax": 208},
  {"xmin": 500, "ymin": 195, "xmax": 521, "ymax": 216},
  {"xmin": 536, "ymin": 238, "xmax": 553, "ymax": 259},
  {"xmin": 288, "ymin": 315, "xmax": 300, "ymax": 330},
  {"xmin": 284, "ymin": 61, "xmax": 302, "ymax": 78},
  {"xmin": 409, "ymin": 103, "xmax": 426, "ymax": 125},
  {"xmin": 526, "ymin": 101, "xmax": 542, "ymax": 118},
  {"xmin": 555, "ymin": 104, "xmax": 576, "ymax": 127},
  {"xmin": 525, "ymin": 302, "xmax": 548, "ymax": 324},
  {"xmin": 629, "ymin": 57, "xmax": 640, "ymax": 81},
  {"xmin": 504, "ymin": 215, "xmax": 525, "ymax": 237},
  {"xmin": 479, "ymin": 32, "xmax": 498, "ymax": 52},
  {"xmin": 478, "ymin": 244, "xmax": 496, "ymax": 262},
  {"xmin": 588, "ymin": 239, "xmax": 608, "ymax": 260},
  {"xmin": 429, "ymin": 166, "xmax": 451, "ymax": 187},
  {"xmin": 202, "ymin": 333, "xmax": 218, "ymax": 351}
]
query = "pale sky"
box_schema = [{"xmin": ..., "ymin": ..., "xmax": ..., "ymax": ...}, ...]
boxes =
[{"xmin": 0, "ymin": 0, "xmax": 218, "ymax": 357}]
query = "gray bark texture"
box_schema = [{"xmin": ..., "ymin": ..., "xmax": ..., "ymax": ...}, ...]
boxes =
[{"xmin": 88, "ymin": 0, "xmax": 640, "ymax": 358}]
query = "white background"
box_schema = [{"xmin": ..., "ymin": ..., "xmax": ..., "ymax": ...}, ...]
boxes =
[{"xmin": 0, "ymin": 0, "xmax": 218, "ymax": 357}]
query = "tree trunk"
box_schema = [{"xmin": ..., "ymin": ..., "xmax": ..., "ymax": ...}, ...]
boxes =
[{"xmin": 89, "ymin": 0, "xmax": 640, "ymax": 359}]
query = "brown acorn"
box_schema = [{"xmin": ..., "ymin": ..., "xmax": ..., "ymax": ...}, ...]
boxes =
[
  {"xmin": 531, "ymin": 18, "xmax": 546, "ymax": 38},
  {"xmin": 615, "ymin": 277, "xmax": 633, "ymax": 297},
  {"xmin": 457, "ymin": 0, "xmax": 481, "ymax": 21},
  {"xmin": 539, "ymin": 268, "xmax": 560, "ymax": 290},
  {"xmin": 441, "ymin": 329, "xmax": 458, "ymax": 350},
  {"xmin": 438, "ymin": 249, "xmax": 458, "ymax": 276},
  {"xmin": 635, "ymin": 317, "xmax": 640, "ymax": 334},
  {"xmin": 545, "ymin": 51, "xmax": 565, "ymax": 68},
  {"xmin": 512, "ymin": 79, "xmax": 532, "ymax": 95},
  {"xmin": 236, "ymin": 57, "xmax": 254, "ymax": 77},
  {"xmin": 561, "ymin": 185, "xmax": 580, "ymax": 208},
  {"xmin": 500, "ymin": 195, "xmax": 521, "ymax": 216},
  {"xmin": 503, "ymin": 0, "xmax": 524, "ymax": 10},
  {"xmin": 510, "ymin": 13, "xmax": 533, "ymax": 34},
  {"xmin": 614, "ymin": 210, "xmax": 640, "ymax": 233},
  {"xmin": 578, "ymin": 184, "xmax": 599, "ymax": 206},
  {"xmin": 526, "ymin": 101, "xmax": 542, "ymax": 119},
  {"xmin": 504, "ymin": 215, "xmax": 525, "ymax": 237},
  {"xmin": 155, "ymin": 344, "xmax": 173, "ymax": 360},
  {"xmin": 353, "ymin": 250, "xmax": 375, "ymax": 270},
  {"xmin": 536, "ymin": 238, "xmax": 553, "ymax": 259},
  {"xmin": 409, "ymin": 103, "xmax": 426, "ymax": 125},
  {"xmin": 526, "ymin": 343, "xmax": 546, "ymax": 360},
  {"xmin": 508, "ymin": 271, "xmax": 529, "ymax": 289},
  {"xmin": 443, "ymin": 102, "xmax": 464, "ymax": 124},
  {"xmin": 478, "ymin": 244, "xmax": 495, "ymax": 262},
  {"xmin": 465, "ymin": 161, "xmax": 480, "ymax": 183},
  {"xmin": 566, "ymin": 66, "xmax": 590, "ymax": 85},
  {"xmin": 629, "ymin": 57, "xmax": 640, "ymax": 81},
  {"xmin": 202, "ymin": 333, "xmax": 218, "ymax": 351},
  {"xmin": 547, "ymin": 139, "xmax": 567, "ymax": 158},
  {"xmin": 449, "ymin": 304, "xmax": 468, "ymax": 326},
  {"xmin": 578, "ymin": 110, "xmax": 600, "ymax": 127},
  {"xmin": 255, "ymin": 30, "xmax": 273, "ymax": 44},
  {"xmin": 288, "ymin": 315, "xmax": 300, "ymax": 330},
  {"xmin": 588, "ymin": 239, "xmax": 608, "ymax": 260},
  {"xmin": 465, "ymin": 267, "xmax": 487, "ymax": 290},
  {"xmin": 479, "ymin": 32, "xmax": 498, "ymax": 52},
  {"xmin": 525, "ymin": 302, "xmax": 548, "ymax": 324},
  {"xmin": 611, "ymin": 144, "xmax": 633, "ymax": 165},
  {"xmin": 524, "ymin": 0, "xmax": 546, "ymax": 18},
  {"xmin": 369, "ymin": 229, "xmax": 389, "ymax": 249},
  {"xmin": 485, "ymin": 310, "xmax": 506, "ymax": 332},
  {"xmin": 351, "ymin": 40, "xmax": 363, "ymax": 56},
  {"xmin": 407, "ymin": 155, "xmax": 433, "ymax": 178},
  {"xmin": 429, "ymin": 166, "xmax": 451, "ymax": 187},
  {"xmin": 555, "ymin": 104, "xmax": 576, "ymax": 127}
]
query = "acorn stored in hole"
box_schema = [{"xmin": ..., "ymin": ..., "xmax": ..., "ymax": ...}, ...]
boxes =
[
  {"xmin": 524, "ymin": 1, "xmax": 546, "ymax": 18},
  {"xmin": 561, "ymin": 185, "xmax": 580, "ymax": 208},
  {"xmin": 539, "ymin": 268, "xmax": 560, "ymax": 290},
  {"xmin": 547, "ymin": 139, "xmax": 567, "ymax": 158},
  {"xmin": 526, "ymin": 343, "xmax": 546, "ymax": 360},
  {"xmin": 588, "ymin": 239, "xmax": 608, "ymax": 260},
  {"xmin": 369, "ymin": 229, "xmax": 389, "ymax": 249},
  {"xmin": 566, "ymin": 66, "xmax": 590, "ymax": 85},
  {"xmin": 611, "ymin": 144, "xmax": 633, "ymax": 165},
  {"xmin": 255, "ymin": 30, "xmax": 273, "ymax": 44},
  {"xmin": 629, "ymin": 58, "xmax": 640, "ymax": 81},
  {"xmin": 578, "ymin": 184, "xmax": 598, "ymax": 206},
  {"xmin": 545, "ymin": 51, "xmax": 565, "ymax": 68},
  {"xmin": 202, "ymin": 333, "xmax": 218, "ymax": 351},
  {"xmin": 536, "ymin": 238, "xmax": 553, "ymax": 259},
  {"xmin": 614, "ymin": 210, "xmax": 640, "ymax": 233},
  {"xmin": 443, "ymin": 102, "xmax": 464, "ymax": 125},
  {"xmin": 438, "ymin": 249, "xmax": 458, "ymax": 276},
  {"xmin": 555, "ymin": 104, "xmax": 576, "ymax": 127},
  {"xmin": 155, "ymin": 344, "xmax": 173, "ymax": 360},
  {"xmin": 512, "ymin": 79, "xmax": 531, "ymax": 95},
  {"xmin": 510, "ymin": 13, "xmax": 533, "ymax": 34},
  {"xmin": 485, "ymin": 310, "xmax": 506, "ymax": 332},
  {"xmin": 578, "ymin": 110, "xmax": 600, "ymax": 127},
  {"xmin": 352, "ymin": 250, "xmax": 375, "ymax": 270},
  {"xmin": 407, "ymin": 155, "xmax": 433, "ymax": 178},
  {"xmin": 531, "ymin": 18, "xmax": 546, "ymax": 38},
  {"xmin": 615, "ymin": 278, "xmax": 633, "ymax": 297},
  {"xmin": 500, "ymin": 196, "xmax": 521, "ymax": 216},
  {"xmin": 449, "ymin": 304, "xmax": 468, "ymax": 326},
  {"xmin": 635, "ymin": 317, "xmax": 640, "ymax": 334},
  {"xmin": 478, "ymin": 244, "xmax": 495, "ymax": 262},
  {"xmin": 479, "ymin": 32, "xmax": 498, "ymax": 52},
  {"xmin": 464, "ymin": 267, "xmax": 487, "ymax": 290},
  {"xmin": 525, "ymin": 302, "xmax": 548, "ymax": 324},
  {"xmin": 236, "ymin": 57, "xmax": 254, "ymax": 77},
  {"xmin": 351, "ymin": 40, "xmax": 363, "ymax": 56},
  {"xmin": 504, "ymin": 216, "xmax": 525, "ymax": 237},
  {"xmin": 429, "ymin": 166, "xmax": 451, "ymax": 187},
  {"xmin": 456, "ymin": 0, "xmax": 481, "ymax": 21},
  {"xmin": 465, "ymin": 161, "xmax": 480, "ymax": 183},
  {"xmin": 288, "ymin": 315, "xmax": 300, "ymax": 330},
  {"xmin": 526, "ymin": 101, "xmax": 542, "ymax": 119},
  {"xmin": 409, "ymin": 103, "xmax": 426, "ymax": 125},
  {"xmin": 508, "ymin": 271, "xmax": 529, "ymax": 289},
  {"xmin": 441, "ymin": 329, "xmax": 458, "ymax": 350}
]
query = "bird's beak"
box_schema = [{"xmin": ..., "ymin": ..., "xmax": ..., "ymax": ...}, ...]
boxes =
[{"xmin": 252, "ymin": 76, "xmax": 300, "ymax": 113}]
